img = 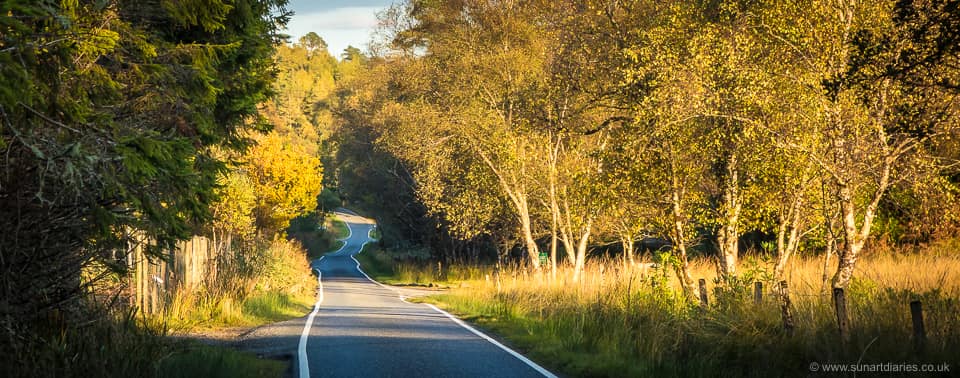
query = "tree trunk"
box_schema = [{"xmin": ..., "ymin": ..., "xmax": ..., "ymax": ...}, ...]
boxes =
[
  {"xmin": 556, "ymin": 190, "xmax": 577, "ymax": 267},
  {"xmin": 673, "ymin": 237, "xmax": 698, "ymax": 303},
  {"xmin": 670, "ymin": 177, "xmax": 699, "ymax": 302},
  {"xmin": 821, "ymin": 217, "xmax": 838, "ymax": 293},
  {"xmin": 774, "ymin": 193, "xmax": 804, "ymax": 280},
  {"xmin": 558, "ymin": 226, "xmax": 576, "ymax": 265},
  {"xmin": 517, "ymin": 195, "xmax": 540, "ymax": 270},
  {"xmin": 833, "ymin": 157, "xmax": 889, "ymax": 289},
  {"xmin": 716, "ymin": 153, "xmax": 740, "ymax": 281},
  {"xmin": 550, "ymin": 225, "xmax": 558, "ymax": 280},
  {"xmin": 560, "ymin": 193, "xmax": 595, "ymax": 282},
  {"xmin": 571, "ymin": 219, "xmax": 593, "ymax": 283},
  {"xmin": 548, "ymin": 134, "xmax": 561, "ymax": 279},
  {"xmin": 620, "ymin": 237, "xmax": 634, "ymax": 269},
  {"xmin": 475, "ymin": 145, "xmax": 540, "ymax": 270}
]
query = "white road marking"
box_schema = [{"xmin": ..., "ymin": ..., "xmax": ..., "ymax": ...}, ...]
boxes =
[
  {"xmin": 425, "ymin": 303, "xmax": 559, "ymax": 378},
  {"xmin": 299, "ymin": 212, "xmax": 357, "ymax": 377},
  {"xmin": 348, "ymin": 234, "xmax": 558, "ymax": 378},
  {"xmin": 338, "ymin": 217, "xmax": 353, "ymax": 249},
  {"xmin": 298, "ymin": 257, "xmax": 324, "ymax": 378}
]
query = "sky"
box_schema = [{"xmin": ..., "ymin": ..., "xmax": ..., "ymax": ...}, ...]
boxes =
[{"xmin": 284, "ymin": 0, "xmax": 394, "ymax": 59}]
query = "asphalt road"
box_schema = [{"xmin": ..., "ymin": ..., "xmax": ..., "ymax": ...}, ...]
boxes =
[{"xmin": 242, "ymin": 209, "xmax": 555, "ymax": 378}]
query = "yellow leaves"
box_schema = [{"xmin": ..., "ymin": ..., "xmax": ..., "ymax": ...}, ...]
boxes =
[
  {"xmin": 211, "ymin": 171, "xmax": 257, "ymax": 240},
  {"xmin": 245, "ymin": 131, "xmax": 323, "ymax": 232}
]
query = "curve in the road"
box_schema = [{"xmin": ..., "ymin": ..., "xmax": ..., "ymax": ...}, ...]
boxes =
[{"xmin": 298, "ymin": 210, "xmax": 557, "ymax": 378}]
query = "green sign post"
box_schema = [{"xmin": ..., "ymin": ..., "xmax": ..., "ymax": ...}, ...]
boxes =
[{"xmin": 539, "ymin": 252, "xmax": 549, "ymax": 267}]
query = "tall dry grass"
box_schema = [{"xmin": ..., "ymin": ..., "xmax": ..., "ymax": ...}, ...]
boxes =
[
  {"xmin": 390, "ymin": 239, "xmax": 960, "ymax": 377},
  {"xmin": 163, "ymin": 237, "xmax": 316, "ymax": 330}
]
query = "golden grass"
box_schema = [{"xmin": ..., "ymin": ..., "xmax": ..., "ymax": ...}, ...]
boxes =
[{"xmin": 386, "ymin": 239, "xmax": 960, "ymax": 377}]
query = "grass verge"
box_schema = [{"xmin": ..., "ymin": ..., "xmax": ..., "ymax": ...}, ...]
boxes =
[
  {"xmin": 354, "ymin": 243, "xmax": 396, "ymax": 280},
  {"xmin": 353, "ymin": 244, "xmax": 483, "ymax": 287},
  {"xmin": 158, "ymin": 341, "xmax": 285, "ymax": 378},
  {"xmin": 325, "ymin": 217, "xmax": 350, "ymax": 240},
  {"xmin": 292, "ymin": 215, "xmax": 351, "ymax": 259},
  {"xmin": 164, "ymin": 239, "xmax": 316, "ymax": 331},
  {"xmin": 376, "ymin": 240, "xmax": 960, "ymax": 377},
  {"xmin": 156, "ymin": 238, "xmax": 316, "ymax": 376},
  {"xmin": 2, "ymin": 309, "xmax": 285, "ymax": 378}
]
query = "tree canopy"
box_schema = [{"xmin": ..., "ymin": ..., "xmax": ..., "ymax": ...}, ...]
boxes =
[
  {"xmin": 0, "ymin": 0, "xmax": 290, "ymax": 319},
  {"xmin": 334, "ymin": 0, "xmax": 960, "ymax": 296}
]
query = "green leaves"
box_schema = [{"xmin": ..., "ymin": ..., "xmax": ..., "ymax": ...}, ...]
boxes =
[
  {"xmin": 0, "ymin": 0, "xmax": 290, "ymax": 318},
  {"xmin": 162, "ymin": 0, "xmax": 233, "ymax": 32}
]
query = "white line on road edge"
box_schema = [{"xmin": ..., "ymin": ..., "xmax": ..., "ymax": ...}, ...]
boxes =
[
  {"xmin": 298, "ymin": 256, "xmax": 324, "ymax": 378},
  {"xmin": 425, "ymin": 303, "xmax": 559, "ymax": 378},
  {"xmin": 349, "ymin": 249, "xmax": 558, "ymax": 378},
  {"xmin": 339, "ymin": 215, "xmax": 353, "ymax": 242}
]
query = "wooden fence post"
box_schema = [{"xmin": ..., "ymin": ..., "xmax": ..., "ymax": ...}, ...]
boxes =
[
  {"xmin": 136, "ymin": 242, "xmax": 144, "ymax": 314},
  {"xmin": 147, "ymin": 261, "xmax": 160, "ymax": 315},
  {"xmin": 698, "ymin": 279, "xmax": 709, "ymax": 308},
  {"xmin": 833, "ymin": 288, "xmax": 850, "ymax": 343},
  {"xmin": 910, "ymin": 300, "xmax": 926, "ymax": 353},
  {"xmin": 779, "ymin": 280, "xmax": 795, "ymax": 335},
  {"xmin": 754, "ymin": 281, "xmax": 763, "ymax": 304}
]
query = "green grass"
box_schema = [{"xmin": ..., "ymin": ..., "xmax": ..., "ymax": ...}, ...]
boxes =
[
  {"xmin": 354, "ymin": 243, "xmax": 396, "ymax": 280},
  {"xmin": 415, "ymin": 253, "xmax": 960, "ymax": 378},
  {"xmin": 354, "ymin": 244, "xmax": 486, "ymax": 287},
  {"xmin": 325, "ymin": 217, "xmax": 350, "ymax": 240},
  {"xmin": 5, "ymin": 232, "xmax": 317, "ymax": 377},
  {"xmin": 295, "ymin": 233, "xmax": 344, "ymax": 260},
  {"xmin": 158, "ymin": 341, "xmax": 285, "ymax": 378},
  {"xmin": 289, "ymin": 230, "xmax": 328, "ymax": 260},
  {"xmin": 155, "ymin": 239, "xmax": 315, "ymax": 377},
  {"xmin": 290, "ymin": 215, "xmax": 352, "ymax": 259},
  {"xmin": 241, "ymin": 291, "xmax": 313, "ymax": 324},
  {"xmin": 3, "ymin": 311, "xmax": 165, "ymax": 378},
  {"xmin": 166, "ymin": 290, "xmax": 314, "ymax": 331}
]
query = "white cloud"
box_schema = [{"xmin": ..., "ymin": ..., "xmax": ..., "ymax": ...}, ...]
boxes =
[
  {"xmin": 284, "ymin": 6, "xmax": 386, "ymax": 57},
  {"xmin": 292, "ymin": 6, "xmax": 382, "ymax": 30}
]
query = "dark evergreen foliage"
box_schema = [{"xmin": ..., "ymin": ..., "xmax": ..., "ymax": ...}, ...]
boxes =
[{"xmin": 0, "ymin": 0, "xmax": 289, "ymax": 334}]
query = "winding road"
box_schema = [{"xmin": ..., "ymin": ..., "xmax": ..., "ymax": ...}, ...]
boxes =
[{"xmin": 241, "ymin": 209, "xmax": 556, "ymax": 378}]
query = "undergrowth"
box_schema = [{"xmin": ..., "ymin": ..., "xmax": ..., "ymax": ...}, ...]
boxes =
[
  {"xmin": 1, "ymin": 308, "xmax": 280, "ymax": 378},
  {"xmin": 3, "ymin": 237, "xmax": 317, "ymax": 377},
  {"xmin": 163, "ymin": 238, "xmax": 316, "ymax": 330}
]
